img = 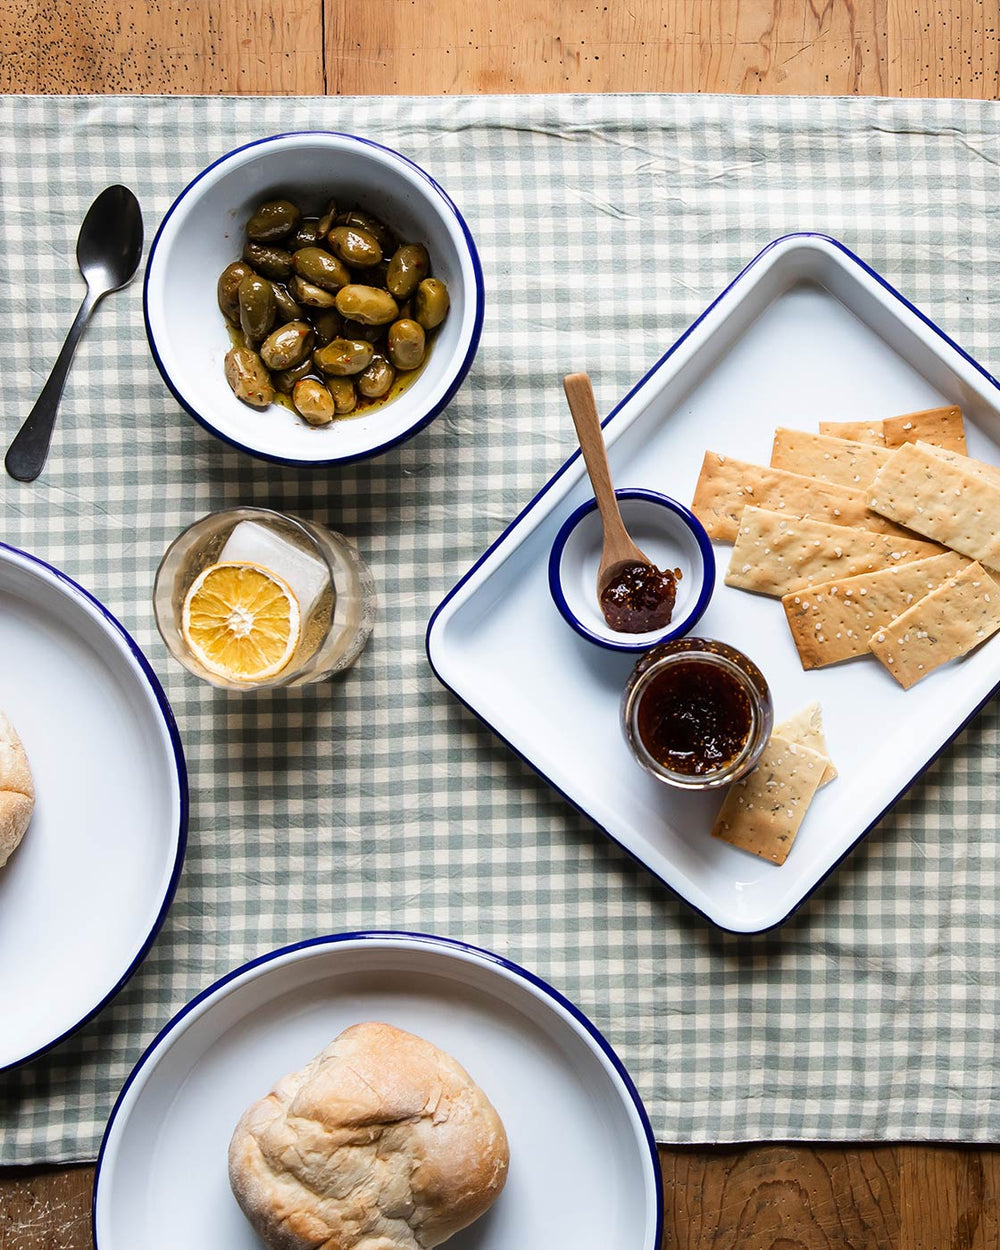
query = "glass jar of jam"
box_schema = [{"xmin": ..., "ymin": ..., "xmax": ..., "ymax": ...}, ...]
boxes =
[{"xmin": 621, "ymin": 637, "xmax": 773, "ymax": 790}]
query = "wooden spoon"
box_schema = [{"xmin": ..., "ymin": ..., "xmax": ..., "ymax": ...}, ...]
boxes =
[{"xmin": 562, "ymin": 371, "xmax": 656, "ymax": 600}]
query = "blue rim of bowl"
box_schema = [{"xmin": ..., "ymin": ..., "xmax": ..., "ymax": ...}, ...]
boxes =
[
  {"xmin": 547, "ymin": 488, "xmax": 716, "ymax": 653},
  {"xmin": 143, "ymin": 130, "xmax": 486, "ymax": 468},
  {"xmin": 427, "ymin": 230, "xmax": 1000, "ymax": 933},
  {"xmin": 91, "ymin": 929, "xmax": 664, "ymax": 1250},
  {"xmin": 0, "ymin": 541, "xmax": 188, "ymax": 1073}
]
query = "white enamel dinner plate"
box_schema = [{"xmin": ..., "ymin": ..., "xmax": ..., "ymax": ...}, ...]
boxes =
[
  {"xmin": 0, "ymin": 543, "xmax": 186, "ymax": 1069},
  {"xmin": 93, "ymin": 932, "xmax": 662, "ymax": 1250},
  {"xmin": 427, "ymin": 232, "xmax": 1000, "ymax": 932}
]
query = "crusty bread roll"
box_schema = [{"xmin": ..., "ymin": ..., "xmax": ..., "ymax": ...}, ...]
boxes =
[
  {"xmin": 0, "ymin": 711, "xmax": 33, "ymax": 868},
  {"xmin": 229, "ymin": 1021, "xmax": 509, "ymax": 1250}
]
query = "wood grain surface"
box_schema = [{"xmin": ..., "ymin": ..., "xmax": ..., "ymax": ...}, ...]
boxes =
[{"xmin": 1, "ymin": 1, "xmax": 999, "ymax": 1248}]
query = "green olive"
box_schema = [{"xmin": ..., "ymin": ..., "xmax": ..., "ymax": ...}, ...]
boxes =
[
  {"xmin": 242, "ymin": 241, "xmax": 294, "ymax": 280},
  {"xmin": 289, "ymin": 275, "xmax": 339, "ymax": 309},
  {"xmin": 335, "ymin": 284, "xmax": 399, "ymax": 326},
  {"xmin": 357, "ymin": 355, "xmax": 395, "ymax": 399},
  {"xmin": 270, "ymin": 281, "xmax": 303, "ymax": 324},
  {"xmin": 313, "ymin": 339, "xmax": 374, "ymax": 376},
  {"xmin": 414, "ymin": 277, "xmax": 450, "ymax": 330},
  {"xmin": 272, "ymin": 358, "xmax": 314, "ymax": 394},
  {"xmin": 289, "ymin": 217, "xmax": 324, "ymax": 250},
  {"xmin": 336, "ymin": 209, "xmax": 396, "ymax": 254},
  {"xmin": 246, "ymin": 199, "xmax": 301, "ymax": 242},
  {"xmin": 292, "ymin": 247, "xmax": 350, "ymax": 292},
  {"xmin": 238, "ymin": 274, "xmax": 276, "ymax": 344},
  {"xmin": 312, "ymin": 309, "xmax": 344, "ymax": 347},
  {"xmin": 225, "ymin": 347, "xmax": 274, "ymax": 408},
  {"xmin": 387, "ymin": 318, "xmax": 426, "ymax": 371},
  {"xmin": 218, "ymin": 261, "xmax": 254, "ymax": 324},
  {"xmin": 292, "ymin": 378, "xmax": 336, "ymax": 426},
  {"xmin": 328, "ymin": 378, "xmax": 357, "ymax": 414},
  {"xmin": 328, "ymin": 225, "xmax": 382, "ymax": 268},
  {"xmin": 386, "ymin": 243, "xmax": 430, "ymax": 299},
  {"xmin": 260, "ymin": 320, "xmax": 314, "ymax": 371}
]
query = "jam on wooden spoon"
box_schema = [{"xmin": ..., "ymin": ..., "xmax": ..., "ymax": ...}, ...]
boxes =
[{"xmin": 563, "ymin": 371, "xmax": 678, "ymax": 633}]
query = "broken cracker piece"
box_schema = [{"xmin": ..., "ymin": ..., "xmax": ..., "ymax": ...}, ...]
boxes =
[
  {"xmin": 711, "ymin": 735, "xmax": 827, "ymax": 865},
  {"xmin": 774, "ymin": 701, "xmax": 837, "ymax": 787}
]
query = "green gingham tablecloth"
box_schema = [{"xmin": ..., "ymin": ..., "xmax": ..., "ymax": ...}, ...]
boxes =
[{"xmin": 2, "ymin": 93, "xmax": 1000, "ymax": 1163}]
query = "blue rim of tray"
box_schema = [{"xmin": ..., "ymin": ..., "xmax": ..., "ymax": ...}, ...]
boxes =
[
  {"xmin": 143, "ymin": 130, "xmax": 485, "ymax": 468},
  {"xmin": 425, "ymin": 230, "xmax": 1000, "ymax": 934},
  {"xmin": 91, "ymin": 929, "xmax": 663, "ymax": 1250},
  {"xmin": 0, "ymin": 542, "xmax": 188, "ymax": 1072}
]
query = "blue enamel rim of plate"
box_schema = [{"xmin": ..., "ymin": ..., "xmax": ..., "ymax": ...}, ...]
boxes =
[
  {"xmin": 91, "ymin": 929, "xmax": 664, "ymax": 1249},
  {"xmin": 425, "ymin": 230, "xmax": 1000, "ymax": 934},
  {"xmin": 547, "ymin": 487, "xmax": 716, "ymax": 652},
  {"xmin": 143, "ymin": 130, "xmax": 486, "ymax": 468},
  {"xmin": 0, "ymin": 541, "xmax": 188, "ymax": 1072}
]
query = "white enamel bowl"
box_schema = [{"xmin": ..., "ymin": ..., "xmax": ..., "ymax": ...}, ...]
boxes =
[
  {"xmin": 0, "ymin": 543, "xmax": 186, "ymax": 1069},
  {"xmin": 144, "ymin": 132, "xmax": 484, "ymax": 466},
  {"xmin": 93, "ymin": 932, "xmax": 662, "ymax": 1249}
]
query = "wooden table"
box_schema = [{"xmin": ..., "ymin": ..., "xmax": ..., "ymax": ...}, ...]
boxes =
[{"xmin": 1, "ymin": 3, "xmax": 998, "ymax": 1247}]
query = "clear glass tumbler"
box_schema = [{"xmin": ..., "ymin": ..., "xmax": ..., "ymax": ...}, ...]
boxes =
[{"xmin": 153, "ymin": 506, "xmax": 376, "ymax": 690}]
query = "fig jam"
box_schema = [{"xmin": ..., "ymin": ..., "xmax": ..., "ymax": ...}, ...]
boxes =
[
  {"xmin": 600, "ymin": 561, "xmax": 678, "ymax": 633},
  {"xmin": 635, "ymin": 659, "xmax": 752, "ymax": 776}
]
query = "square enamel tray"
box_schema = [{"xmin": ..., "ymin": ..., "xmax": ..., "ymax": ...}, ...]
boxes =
[{"xmin": 426, "ymin": 233, "xmax": 1000, "ymax": 933}]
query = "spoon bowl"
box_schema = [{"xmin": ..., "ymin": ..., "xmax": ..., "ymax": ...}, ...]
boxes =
[{"xmin": 5, "ymin": 185, "xmax": 144, "ymax": 482}]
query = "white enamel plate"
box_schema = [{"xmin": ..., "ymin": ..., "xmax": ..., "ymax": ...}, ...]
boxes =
[
  {"xmin": 427, "ymin": 233, "xmax": 1000, "ymax": 933},
  {"xmin": 0, "ymin": 544, "xmax": 186, "ymax": 1069},
  {"xmin": 93, "ymin": 932, "xmax": 662, "ymax": 1250}
]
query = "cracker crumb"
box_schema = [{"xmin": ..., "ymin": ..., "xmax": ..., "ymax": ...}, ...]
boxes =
[{"xmin": 903, "ymin": 421, "xmax": 913, "ymax": 430}]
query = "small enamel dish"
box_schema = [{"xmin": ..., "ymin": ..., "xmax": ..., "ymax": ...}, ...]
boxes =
[
  {"xmin": 548, "ymin": 488, "xmax": 715, "ymax": 650},
  {"xmin": 92, "ymin": 932, "xmax": 662, "ymax": 1250}
]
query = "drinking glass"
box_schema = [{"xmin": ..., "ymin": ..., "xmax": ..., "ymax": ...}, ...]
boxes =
[{"xmin": 153, "ymin": 506, "xmax": 376, "ymax": 690}]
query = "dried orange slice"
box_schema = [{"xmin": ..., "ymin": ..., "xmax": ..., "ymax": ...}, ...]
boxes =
[{"xmin": 181, "ymin": 562, "xmax": 300, "ymax": 682}]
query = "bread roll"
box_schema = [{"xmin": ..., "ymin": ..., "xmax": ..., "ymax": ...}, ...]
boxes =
[
  {"xmin": 0, "ymin": 711, "xmax": 33, "ymax": 868},
  {"xmin": 229, "ymin": 1021, "xmax": 509, "ymax": 1250}
]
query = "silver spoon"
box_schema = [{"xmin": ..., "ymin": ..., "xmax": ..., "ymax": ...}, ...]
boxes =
[{"xmin": 6, "ymin": 185, "xmax": 144, "ymax": 482}]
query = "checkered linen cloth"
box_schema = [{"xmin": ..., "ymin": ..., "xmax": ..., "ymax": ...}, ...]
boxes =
[{"xmin": 1, "ymin": 94, "xmax": 998, "ymax": 1163}]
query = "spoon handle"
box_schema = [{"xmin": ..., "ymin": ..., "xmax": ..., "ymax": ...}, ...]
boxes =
[
  {"xmin": 6, "ymin": 288, "xmax": 100, "ymax": 482},
  {"xmin": 562, "ymin": 372, "xmax": 631, "ymax": 545}
]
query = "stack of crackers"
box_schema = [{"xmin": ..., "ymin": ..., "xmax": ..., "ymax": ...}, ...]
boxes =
[{"xmin": 691, "ymin": 405, "xmax": 1000, "ymax": 690}]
